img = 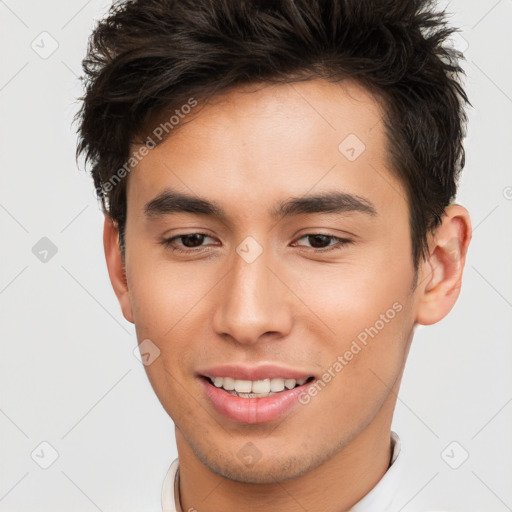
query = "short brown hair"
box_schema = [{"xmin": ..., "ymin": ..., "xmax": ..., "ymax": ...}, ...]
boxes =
[{"xmin": 76, "ymin": 0, "xmax": 469, "ymax": 269}]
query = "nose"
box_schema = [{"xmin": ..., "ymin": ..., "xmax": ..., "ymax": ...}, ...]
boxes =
[{"xmin": 212, "ymin": 244, "xmax": 292, "ymax": 345}]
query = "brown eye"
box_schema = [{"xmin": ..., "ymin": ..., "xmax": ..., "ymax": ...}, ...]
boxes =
[
  {"xmin": 161, "ymin": 233, "xmax": 215, "ymax": 253},
  {"xmin": 306, "ymin": 234, "xmax": 332, "ymax": 249},
  {"xmin": 293, "ymin": 234, "xmax": 353, "ymax": 252},
  {"xmin": 177, "ymin": 234, "xmax": 207, "ymax": 248}
]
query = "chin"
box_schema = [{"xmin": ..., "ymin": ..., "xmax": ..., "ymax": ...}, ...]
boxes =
[{"xmin": 198, "ymin": 448, "xmax": 319, "ymax": 484}]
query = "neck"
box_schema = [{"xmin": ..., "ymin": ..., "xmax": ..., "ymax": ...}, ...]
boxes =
[{"xmin": 174, "ymin": 395, "xmax": 397, "ymax": 512}]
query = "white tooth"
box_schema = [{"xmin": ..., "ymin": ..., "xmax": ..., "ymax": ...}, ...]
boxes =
[
  {"xmin": 297, "ymin": 377, "xmax": 307, "ymax": 386},
  {"xmin": 270, "ymin": 378, "xmax": 285, "ymax": 392},
  {"xmin": 234, "ymin": 379, "xmax": 252, "ymax": 393},
  {"xmin": 284, "ymin": 379, "xmax": 297, "ymax": 389},
  {"xmin": 213, "ymin": 376, "xmax": 224, "ymax": 387},
  {"xmin": 223, "ymin": 377, "xmax": 236, "ymax": 390},
  {"xmin": 252, "ymin": 379, "xmax": 270, "ymax": 393}
]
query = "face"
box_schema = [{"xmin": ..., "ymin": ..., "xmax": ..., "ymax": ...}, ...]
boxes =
[{"xmin": 113, "ymin": 79, "xmax": 427, "ymax": 483}]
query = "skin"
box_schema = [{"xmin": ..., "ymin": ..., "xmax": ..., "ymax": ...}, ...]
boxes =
[{"xmin": 103, "ymin": 79, "xmax": 471, "ymax": 512}]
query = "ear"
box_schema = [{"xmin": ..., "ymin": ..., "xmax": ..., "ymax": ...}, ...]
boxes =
[
  {"xmin": 415, "ymin": 204, "xmax": 472, "ymax": 326},
  {"xmin": 103, "ymin": 216, "xmax": 134, "ymax": 324}
]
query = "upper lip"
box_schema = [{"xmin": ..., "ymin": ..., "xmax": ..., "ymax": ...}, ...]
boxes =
[{"xmin": 197, "ymin": 364, "xmax": 315, "ymax": 381}]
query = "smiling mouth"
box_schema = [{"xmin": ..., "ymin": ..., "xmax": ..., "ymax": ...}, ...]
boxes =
[{"xmin": 201, "ymin": 375, "xmax": 316, "ymax": 398}]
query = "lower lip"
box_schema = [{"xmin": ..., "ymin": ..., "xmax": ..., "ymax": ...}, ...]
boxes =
[{"xmin": 200, "ymin": 377, "xmax": 314, "ymax": 424}]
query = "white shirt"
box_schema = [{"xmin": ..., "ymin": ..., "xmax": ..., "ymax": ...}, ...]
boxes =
[{"xmin": 162, "ymin": 431, "xmax": 403, "ymax": 512}]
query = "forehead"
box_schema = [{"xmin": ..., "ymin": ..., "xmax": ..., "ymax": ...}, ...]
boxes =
[{"xmin": 127, "ymin": 78, "xmax": 406, "ymax": 224}]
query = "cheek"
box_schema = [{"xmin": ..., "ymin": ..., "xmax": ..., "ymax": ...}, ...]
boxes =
[
  {"xmin": 126, "ymin": 252, "xmax": 211, "ymax": 336},
  {"xmin": 126, "ymin": 256, "xmax": 218, "ymax": 396},
  {"xmin": 127, "ymin": 261, "xmax": 205, "ymax": 417},
  {"xmin": 291, "ymin": 257, "xmax": 414, "ymax": 396},
  {"xmin": 295, "ymin": 256, "xmax": 410, "ymax": 334},
  {"xmin": 296, "ymin": 290, "xmax": 413, "ymax": 437}
]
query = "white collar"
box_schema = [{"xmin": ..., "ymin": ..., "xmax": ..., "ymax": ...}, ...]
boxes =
[{"xmin": 162, "ymin": 431, "xmax": 403, "ymax": 512}]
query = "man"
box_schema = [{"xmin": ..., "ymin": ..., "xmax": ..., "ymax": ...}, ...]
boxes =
[{"xmin": 76, "ymin": 0, "xmax": 472, "ymax": 510}]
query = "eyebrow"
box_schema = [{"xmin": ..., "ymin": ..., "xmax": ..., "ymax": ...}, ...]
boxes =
[{"xmin": 144, "ymin": 189, "xmax": 378, "ymax": 221}]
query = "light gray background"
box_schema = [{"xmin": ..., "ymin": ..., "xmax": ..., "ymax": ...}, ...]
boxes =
[{"xmin": 1, "ymin": 1, "xmax": 511, "ymax": 510}]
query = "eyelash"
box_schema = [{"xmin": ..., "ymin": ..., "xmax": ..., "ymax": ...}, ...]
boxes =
[{"xmin": 160, "ymin": 232, "xmax": 353, "ymax": 254}]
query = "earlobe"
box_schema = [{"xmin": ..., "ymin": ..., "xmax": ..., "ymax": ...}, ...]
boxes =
[
  {"xmin": 103, "ymin": 216, "xmax": 134, "ymax": 324},
  {"xmin": 415, "ymin": 205, "xmax": 472, "ymax": 326}
]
